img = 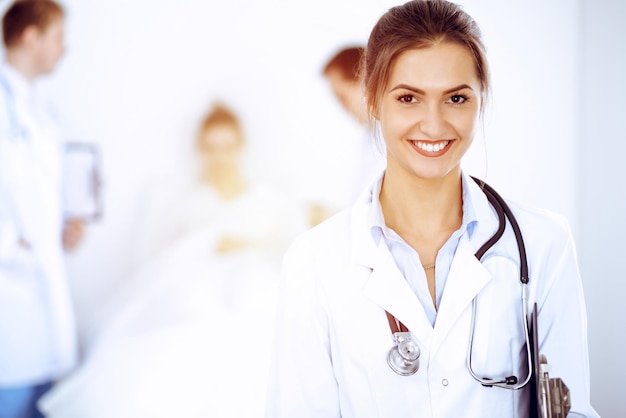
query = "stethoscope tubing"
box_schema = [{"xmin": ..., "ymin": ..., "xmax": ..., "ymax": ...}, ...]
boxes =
[
  {"xmin": 473, "ymin": 177, "xmax": 529, "ymax": 284},
  {"xmin": 0, "ymin": 72, "xmax": 29, "ymax": 141},
  {"xmin": 467, "ymin": 177, "xmax": 532, "ymax": 388},
  {"xmin": 466, "ymin": 284, "xmax": 532, "ymax": 389}
]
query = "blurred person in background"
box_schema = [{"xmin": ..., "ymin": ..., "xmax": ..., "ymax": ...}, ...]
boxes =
[
  {"xmin": 323, "ymin": 46, "xmax": 369, "ymax": 128},
  {"xmin": 313, "ymin": 45, "xmax": 385, "ymax": 224},
  {"xmin": 0, "ymin": 1, "xmax": 85, "ymax": 417},
  {"xmin": 133, "ymin": 102, "xmax": 308, "ymax": 268},
  {"xmin": 37, "ymin": 102, "xmax": 308, "ymax": 418}
]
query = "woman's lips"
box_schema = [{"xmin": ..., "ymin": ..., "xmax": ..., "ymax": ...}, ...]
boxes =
[{"xmin": 410, "ymin": 139, "xmax": 452, "ymax": 157}]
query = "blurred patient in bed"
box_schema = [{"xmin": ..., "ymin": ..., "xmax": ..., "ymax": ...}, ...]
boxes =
[{"xmin": 37, "ymin": 102, "xmax": 309, "ymax": 418}]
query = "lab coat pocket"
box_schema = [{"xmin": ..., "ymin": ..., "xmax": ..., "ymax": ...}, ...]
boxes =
[
  {"xmin": 0, "ymin": 264, "xmax": 51, "ymax": 377},
  {"xmin": 471, "ymin": 254, "xmax": 528, "ymax": 381}
]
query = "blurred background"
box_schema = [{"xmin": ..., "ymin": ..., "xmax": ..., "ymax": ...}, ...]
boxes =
[{"xmin": 3, "ymin": 0, "xmax": 623, "ymax": 416}]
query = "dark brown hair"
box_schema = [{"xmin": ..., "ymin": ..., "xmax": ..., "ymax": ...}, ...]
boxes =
[
  {"xmin": 363, "ymin": 0, "xmax": 489, "ymax": 115},
  {"xmin": 323, "ymin": 46, "xmax": 364, "ymax": 83},
  {"xmin": 2, "ymin": 0, "xmax": 65, "ymax": 48},
  {"xmin": 196, "ymin": 102, "xmax": 243, "ymax": 149}
]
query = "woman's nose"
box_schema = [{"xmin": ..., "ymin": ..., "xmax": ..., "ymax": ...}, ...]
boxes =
[{"xmin": 418, "ymin": 104, "xmax": 447, "ymax": 139}]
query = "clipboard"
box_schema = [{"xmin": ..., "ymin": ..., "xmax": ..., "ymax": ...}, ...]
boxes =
[
  {"xmin": 529, "ymin": 302, "xmax": 541, "ymax": 418},
  {"xmin": 528, "ymin": 302, "xmax": 571, "ymax": 418},
  {"xmin": 62, "ymin": 141, "xmax": 103, "ymax": 222}
]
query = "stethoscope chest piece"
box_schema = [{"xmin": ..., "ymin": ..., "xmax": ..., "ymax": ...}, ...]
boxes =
[{"xmin": 387, "ymin": 332, "xmax": 420, "ymax": 376}]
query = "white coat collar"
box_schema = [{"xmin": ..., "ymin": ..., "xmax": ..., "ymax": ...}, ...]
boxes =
[
  {"xmin": 351, "ymin": 171, "xmax": 502, "ymax": 350},
  {"xmin": 1, "ymin": 62, "xmax": 33, "ymax": 100}
]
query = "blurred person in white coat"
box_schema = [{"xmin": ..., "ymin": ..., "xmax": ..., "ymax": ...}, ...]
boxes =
[
  {"xmin": 322, "ymin": 45, "xmax": 385, "ymax": 199},
  {"xmin": 0, "ymin": 1, "xmax": 84, "ymax": 417},
  {"xmin": 266, "ymin": 1, "xmax": 598, "ymax": 417},
  {"xmin": 313, "ymin": 46, "xmax": 385, "ymax": 225}
]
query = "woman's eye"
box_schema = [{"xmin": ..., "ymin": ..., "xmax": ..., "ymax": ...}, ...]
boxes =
[
  {"xmin": 448, "ymin": 94, "xmax": 468, "ymax": 104},
  {"xmin": 398, "ymin": 94, "xmax": 415, "ymax": 104}
]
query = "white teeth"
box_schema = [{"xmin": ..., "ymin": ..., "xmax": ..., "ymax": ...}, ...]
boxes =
[{"xmin": 414, "ymin": 140, "xmax": 450, "ymax": 152}]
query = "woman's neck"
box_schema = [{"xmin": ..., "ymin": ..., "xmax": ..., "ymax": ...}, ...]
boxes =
[{"xmin": 380, "ymin": 168, "xmax": 463, "ymax": 246}]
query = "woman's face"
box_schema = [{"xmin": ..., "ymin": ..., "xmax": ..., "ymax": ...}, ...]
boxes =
[
  {"xmin": 377, "ymin": 41, "xmax": 482, "ymax": 182},
  {"xmin": 199, "ymin": 124, "xmax": 243, "ymax": 169}
]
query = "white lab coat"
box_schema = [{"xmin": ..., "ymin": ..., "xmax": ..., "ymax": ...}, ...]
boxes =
[
  {"xmin": 0, "ymin": 63, "xmax": 77, "ymax": 386},
  {"xmin": 267, "ymin": 173, "xmax": 598, "ymax": 417}
]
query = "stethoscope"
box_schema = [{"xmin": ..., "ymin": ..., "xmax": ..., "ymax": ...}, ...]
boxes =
[
  {"xmin": 0, "ymin": 71, "xmax": 30, "ymax": 141},
  {"xmin": 386, "ymin": 177, "xmax": 533, "ymax": 390}
]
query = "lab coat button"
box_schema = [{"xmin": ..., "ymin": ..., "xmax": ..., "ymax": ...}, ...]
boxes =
[{"xmin": 441, "ymin": 379, "xmax": 449, "ymax": 387}]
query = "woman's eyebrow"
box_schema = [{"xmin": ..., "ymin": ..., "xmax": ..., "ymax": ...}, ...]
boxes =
[{"xmin": 388, "ymin": 83, "xmax": 474, "ymax": 95}]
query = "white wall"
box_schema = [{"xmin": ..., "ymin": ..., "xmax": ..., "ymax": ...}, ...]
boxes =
[
  {"xmin": 579, "ymin": 1, "xmax": 626, "ymax": 416},
  {"xmin": 11, "ymin": 0, "xmax": 617, "ymax": 414},
  {"xmin": 40, "ymin": 0, "xmax": 405, "ymax": 335}
]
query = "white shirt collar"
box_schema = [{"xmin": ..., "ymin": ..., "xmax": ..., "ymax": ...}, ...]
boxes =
[{"xmin": 367, "ymin": 171, "xmax": 480, "ymax": 245}]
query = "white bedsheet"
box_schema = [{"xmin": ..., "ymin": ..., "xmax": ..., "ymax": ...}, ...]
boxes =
[{"xmin": 39, "ymin": 182, "xmax": 306, "ymax": 417}]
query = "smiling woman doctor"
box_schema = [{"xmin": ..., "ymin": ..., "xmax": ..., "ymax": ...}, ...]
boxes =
[{"xmin": 266, "ymin": 1, "xmax": 598, "ymax": 417}]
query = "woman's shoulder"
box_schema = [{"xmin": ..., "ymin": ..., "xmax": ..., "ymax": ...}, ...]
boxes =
[
  {"xmin": 507, "ymin": 197, "xmax": 570, "ymax": 228},
  {"xmin": 504, "ymin": 196, "xmax": 574, "ymax": 247},
  {"xmin": 467, "ymin": 175, "xmax": 574, "ymax": 248}
]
